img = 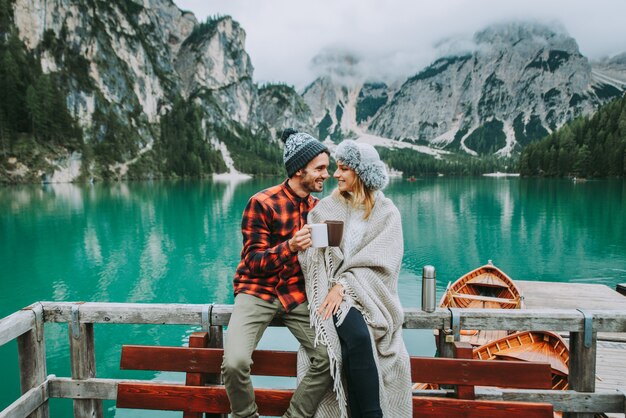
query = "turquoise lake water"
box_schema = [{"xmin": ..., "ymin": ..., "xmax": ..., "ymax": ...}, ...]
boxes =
[{"xmin": 1, "ymin": 177, "xmax": 625, "ymax": 416}]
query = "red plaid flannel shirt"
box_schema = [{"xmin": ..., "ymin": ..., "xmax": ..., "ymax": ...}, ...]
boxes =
[{"xmin": 234, "ymin": 180, "xmax": 318, "ymax": 312}]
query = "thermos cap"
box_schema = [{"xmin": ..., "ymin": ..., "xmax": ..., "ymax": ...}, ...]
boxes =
[{"xmin": 422, "ymin": 265, "xmax": 436, "ymax": 279}]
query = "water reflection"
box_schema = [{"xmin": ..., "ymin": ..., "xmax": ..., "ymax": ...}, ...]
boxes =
[
  {"xmin": 392, "ymin": 177, "xmax": 626, "ymax": 288},
  {"xmin": 1, "ymin": 177, "xmax": 625, "ymax": 417}
]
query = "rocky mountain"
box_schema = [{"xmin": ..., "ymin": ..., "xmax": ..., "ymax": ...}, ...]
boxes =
[
  {"xmin": 304, "ymin": 23, "xmax": 625, "ymax": 157},
  {"xmin": 2, "ymin": 4, "xmax": 625, "ymax": 183},
  {"xmin": 302, "ymin": 75, "xmax": 395, "ymax": 143},
  {"xmin": 1, "ymin": 0, "xmax": 306, "ymax": 182},
  {"xmin": 257, "ymin": 83, "xmax": 315, "ymax": 140},
  {"xmin": 301, "ymin": 51, "xmax": 401, "ymax": 144}
]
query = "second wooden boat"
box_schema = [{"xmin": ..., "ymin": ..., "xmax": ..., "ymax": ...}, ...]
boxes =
[
  {"xmin": 473, "ymin": 330, "xmax": 569, "ymax": 390},
  {"xmin": 473, "ymin": 331, "xmax": 607, "ymax": 418}
]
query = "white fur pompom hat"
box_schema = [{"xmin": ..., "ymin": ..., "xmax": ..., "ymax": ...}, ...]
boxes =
[{"xmin": 334, "ymin": 140, "xmax": 389, "ymax": 191}]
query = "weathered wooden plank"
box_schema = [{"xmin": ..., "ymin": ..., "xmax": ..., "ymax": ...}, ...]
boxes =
[
  {"xmin": 48, "ymin": 378, "xmax": 131, "ymax": 400},
  {"xmin": 448, "ymin": 309, "xmax": 626, "ymax": 333},
  {"xmin": 519, "ymin": 281, "xmax": 626, "ymax": 310},
  {"xmin": 44, "ymin": 377, "xmax": 626, "ymax": 413},
  {"xmin": 565, "ymin": 331, "xmax": 598, "ymax": 418},
  {"xmin": 410, "ymin": 357, "xmax": 552, "ymax": 389},
  {"xmin": 412, "ymin": 397, "xmax": 553, "ymax": 418},
  {"xmin": 69, "ymin": 322, "xmax": 103, "ymax": 418},
  {"xmin": 116, "ymin": 383, "xmax": 293, "ymax": 416},
  {"xmin": 121, "ymin": 346, "xmax": 298, "ymax": 377},
  {"xmin": 485, "ymin": 388, "xmax": 626, "ymax": 413},
  {"xmin": 39, "ymin": 302, "xmax": 626, "ymax": 332},
  {"xmin": 43, "ymin": 302, "xmax": 212, "ymax": 324},
  {"xmin": 0, "ymin": 381, "xmax": 48, "ymax": 418},
  {"xmin": 17, "ymin": 304, "xmax": 49, "ymax": 418},
  {"xmin": 0, "ymin": 309, "xmax": 34, "ymax": 347}
]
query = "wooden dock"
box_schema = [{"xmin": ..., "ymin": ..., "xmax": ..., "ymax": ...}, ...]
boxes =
[
  {"xmin": 518, "ymin": 281, "xmax": 626, "ymax": 418},
  {"xmin": 2, "ymin": 299, "xmax": 626, "ymax": 418}
]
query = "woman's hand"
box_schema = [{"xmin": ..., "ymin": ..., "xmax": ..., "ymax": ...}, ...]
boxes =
[{"xmin": 318, "ymin": 284, "xmax": 345, "ymax": 320}]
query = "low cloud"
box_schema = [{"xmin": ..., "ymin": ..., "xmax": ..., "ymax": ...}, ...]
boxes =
[{"xmin": 175, "ymin": 0, "xmax": 626, "ymax": 89}]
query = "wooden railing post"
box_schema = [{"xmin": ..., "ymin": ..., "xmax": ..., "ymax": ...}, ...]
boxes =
[
  {"xmin": 184, "ymin": 332, "xmax": 209, "ymax": 418},
  {"xmin": 17, "ymin": 303, "xmax": 49, "ymax": 418},
  {"xmin": 564, "ymin": 330, "xmax": 597, "ymax": 418},
  {"xmin": 437, "ymin": 308, "xmax": 459, "ymax": 359},
  {"xmin": 69, "ymin": 304, "xmax": 103, "ymax": 418},
  {"xmin": 453, "ymin": 341, "xmax": 475, "ymax": 399},
  {"xmin": 206, "ymin": 325, "xmax": 226, "ymax": 418},
  {"xmin": 437, "ymin": 329, "xmax": 456, "ymax": 359}
]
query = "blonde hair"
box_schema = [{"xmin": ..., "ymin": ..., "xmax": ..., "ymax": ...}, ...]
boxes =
[{"xmin": 334, "ymin": 173, "xmax": 376, "ymax": 219}]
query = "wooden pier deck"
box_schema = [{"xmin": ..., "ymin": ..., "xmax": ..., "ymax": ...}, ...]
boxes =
[
  {"xmin": 2, "ymin": 298, "xmax": 626, "ymax": 417},
  {"xmin": 518, "ymin": 281, "xmax": 626, "ymax": 418}
]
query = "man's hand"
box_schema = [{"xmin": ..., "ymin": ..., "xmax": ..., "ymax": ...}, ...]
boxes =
[{"xmin": 288, "ymin": 225, "xmax": 312, "ymax": 252}]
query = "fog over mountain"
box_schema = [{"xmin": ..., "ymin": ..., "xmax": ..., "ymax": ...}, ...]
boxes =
[{"xmin": 175, "ymin": 0, "xmax": 626, "ymax": 89}]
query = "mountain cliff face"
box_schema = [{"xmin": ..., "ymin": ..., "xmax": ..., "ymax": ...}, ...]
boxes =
[
  {"xmin": 13, "ymin": 0, "xmax": 195, "ymax": 128},
  {"xmin": 257, "ymin": 84, "xmax": 315, "ymax": 139},
  {"xmin": 2, "ymin": 6, "xmax": 625, "ymax": 182},
  {"xmin": 3, "ymin": 0, "xmax": 301, "ymax": 182},
  {"xmin": 304, "ymin": 23, "xmax": 625, "ymax": 157}
]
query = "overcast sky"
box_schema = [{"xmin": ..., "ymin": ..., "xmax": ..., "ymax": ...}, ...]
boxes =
[{"xmin": 174, "ymin": 0, "xmax": 626, "ymax": 90}]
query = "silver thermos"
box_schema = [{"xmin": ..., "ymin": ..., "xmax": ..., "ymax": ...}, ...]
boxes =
[{"xmin": 421, "ymin": 265, "xmax": 436, "ymax": 312}]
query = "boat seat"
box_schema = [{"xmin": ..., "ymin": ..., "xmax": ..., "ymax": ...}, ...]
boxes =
[
  {"xmin": 450, "ymin": 292, "xmax": 519, "ymax": 304},
  {"xmin": 466, "ymin": 273, "xmax": 511, "ymax": 288}
]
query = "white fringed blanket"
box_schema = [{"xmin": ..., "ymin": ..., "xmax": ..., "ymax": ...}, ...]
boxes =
[{"xmin": 298, "ymin": 192, "xmax": 412, "ymax": 418}]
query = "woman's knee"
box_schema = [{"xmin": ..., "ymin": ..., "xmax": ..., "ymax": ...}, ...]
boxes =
[{"xmin": 343, "ymin": 326, "xmax": 372, "ymax": 351}]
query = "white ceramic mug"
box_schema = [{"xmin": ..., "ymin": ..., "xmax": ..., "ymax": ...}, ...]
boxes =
[{"xmin": 309, "ymin": 223, "xmax": 329, "ymax": 248}]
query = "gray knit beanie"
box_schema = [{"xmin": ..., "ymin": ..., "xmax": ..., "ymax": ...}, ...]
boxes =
[
  {"xmin": 334, "ymin": 140, "xmax": 389, "ymax": 190},
  {"xmin": 281, "ymin": 129, "xmax": 328, "ymax": 177}
]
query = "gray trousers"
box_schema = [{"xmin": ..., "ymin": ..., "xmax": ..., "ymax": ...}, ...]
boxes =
[{"xmin": 222, "ymin": 293, "xmax": 332, "ymax": 418}]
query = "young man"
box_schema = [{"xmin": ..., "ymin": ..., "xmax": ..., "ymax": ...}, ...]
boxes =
[{"xmin": 222, "ymin": 130, "xmax": 332, "ymax": 418}]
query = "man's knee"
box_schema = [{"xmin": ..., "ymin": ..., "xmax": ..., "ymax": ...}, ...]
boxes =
[
  {"xmin": 308, "ymin": 347, "xmax": 331, "ymax": 374},
  {"xmin": 222, "ymin": 352, "xmax": 252, "ymax": 376}
]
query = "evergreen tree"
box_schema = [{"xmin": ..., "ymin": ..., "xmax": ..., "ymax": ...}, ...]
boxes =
[
  {"xmin": 519, "ymin": 93, "xmax": 626, "ymax": 177},
  {"xmin": 157, "ymin": 98, "xmax": 226, "ymax": 177}
]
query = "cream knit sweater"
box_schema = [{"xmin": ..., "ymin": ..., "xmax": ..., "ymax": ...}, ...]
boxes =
[{"xmin": 298, "ymin": 191, "xmax": 412, "ymax": 418}]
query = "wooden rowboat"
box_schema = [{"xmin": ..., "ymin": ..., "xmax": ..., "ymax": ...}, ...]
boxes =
[
  {"xmin": 416, "ymin": 330, "xmax": 606, "ymax": 417},
  {"xmin": 473, "ymin": 330, "xmax": 569, "ymax": 390},
  {"xmin": 437, "ymin": 261, "xmax": 524, "ymax": 346},
  {"xmin": 473, "ymin": 331, "xmax": 607, "ymax": 418},
  {"xmin": 416, "ymin": 331, "xmax": 568, "ymax": 392},
  {"xmin": 440, "ymin": 261, "xmax": 524, "ymax": 310}
]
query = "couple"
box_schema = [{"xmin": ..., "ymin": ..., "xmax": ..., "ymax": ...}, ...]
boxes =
[{"xmin": 221, "ymin": 129, "xmax": 412, "ymax": 418}]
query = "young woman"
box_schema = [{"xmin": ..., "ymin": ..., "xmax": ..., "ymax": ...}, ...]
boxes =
[{"xmin": 298, "ymin": 140, "xmax": 412, "ymax": 418}]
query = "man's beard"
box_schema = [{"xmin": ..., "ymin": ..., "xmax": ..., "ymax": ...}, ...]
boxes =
[{"xmin": 300, "ymin": 170, "xmax": 323, "ymax": 193}]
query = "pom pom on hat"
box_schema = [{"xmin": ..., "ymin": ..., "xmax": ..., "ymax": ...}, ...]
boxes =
[
  {"xmin": 280, "ymin": 128, "xmax": 298, "ymax": 143},
  {"xmin": 334, "ymin": 140, "xmax": 389, "ymax": 191}
]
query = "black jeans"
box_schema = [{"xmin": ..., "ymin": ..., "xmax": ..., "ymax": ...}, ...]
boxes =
[{"xmin": 334, "ymin": 308, "xmax": 382, "ymax": 418}]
